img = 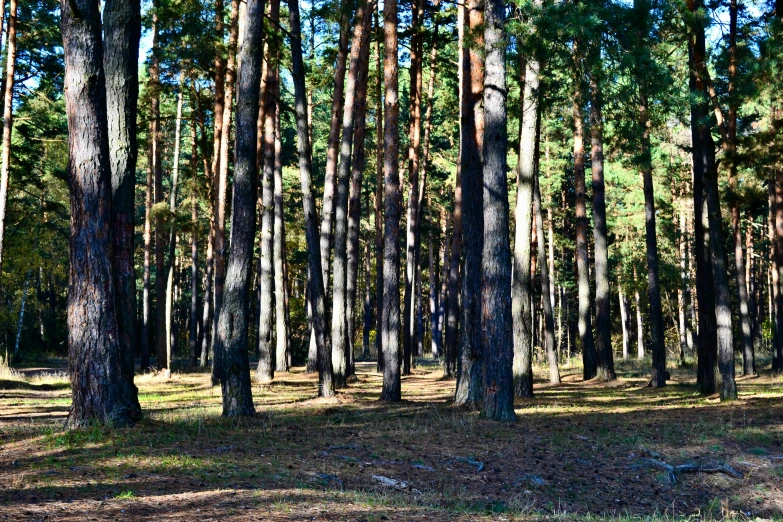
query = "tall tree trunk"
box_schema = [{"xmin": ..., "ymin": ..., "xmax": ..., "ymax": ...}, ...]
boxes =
[
  {"xmin": 534, "ymin": 155, "xmax": 560, "ymax": 384},
  {"xmin": 104, "ymin": 0, "xmax": 140, "ymax": 393},
  {"xmin": 217, "ymin": 0, "xmax": 264, "ymax": 416},
  {"xmin": 142, "ymin": 147, "xmax": 153, "ymax": 371},
  {"xmin": 273, "ymin": 101, "xmax": 290, "ymax": 373},
  {"xmin": 13, "ymin": 269, "xmax": 31, "ymax": 360},
  {"xmin": 61, "ymin": 0, "xmax": 141, "ymax": 427},
  {"xmin": 257, "ymin": 0, "xmax": 281, "ymax": 383},
  {"xmin": 689, "ymin": 0, "xmax": 718, "ymax": 393},
  {"xmin": 346, "ymin": 11, "xmax": 372, "ymax": 380},
  {"xmin": 746, "ymin": 212, "xmax": 757, "ymax": 370},
  {"xmin": 363, "ymin": 222, "xmax": 372, "ymax": 359},
  {"xmin": 439, "ymin": 212, "xmax": 450, "ymax": 360},
  {"xmin": 374, "ymin": 7, "xmax": 384, "ymax": 373},
  {"xmin": 634, "ymin": 266, "xmax": 644, "ymax": 359},
  {"xmin": 480, "ymin": 0, "xmax": 515, "ymax": 422},
  {"xmin": 640, "ymin": 91, "xmax": 666, "ymax": 388},
  {"xmin": 454, "ymin": 0, "xmax": 484, "ymax": 406},
  {"xmin": 380, "ymin": 0, "xmax": 402, "ymax": 402},
  {"xmin": 332, "ymin": 1, "xmax": 372, "ymax": 387},
  {"xmin": 572, "ymin": 59, "xmax": 597, "ymax": 380},
  {"xmin": 678, "ymin": 206, "xmax": 692, "ymax": 360},
  {"xmin": 150, "ymin": 8, "xmax": 167, "ymax": 370},
  {"xmin": 288, "ymin": 0, "xmax": 334, "ymax": 396},
  {"xmin": 445, "ymin": 6, "xmax": 464, "ymax": 380},
  {"xmin": 512, "ymin": 37, "xmax": 537, "ymax": 398},
  {"xmin": 212, "ymin": 0, "xmax": 241, "ymax": 385},
  {"xmin": 619, "ymin": 286, "xmax": 631, "ymax": 359},
  {"xmin": 318, "ymin": 4, "xmax": 352, "ymax": 302},
  {"xmin": 589, "ymin": 73, "xmax": 615, "ymax": 381},
  {"xmin": 189, "ymin": 116, "xmax": 200, "ymax": 366},
  {"xmin": 0, "ymin": 0, "xmax": 16, "ymax": 282},
  {"xmin": 166, "ymin": 78, "xmax": 185, "ymax": 371},
  {"xmin": 402, "ymin": 0, "xmax": 423, "ymax": 376},
  {"xmin": 429, "ymin": 229, "xmax": 440, "ymax": 358},
  {"xmin": 725, "ymin": 0, "xmax": 753, "ymax": 376}
]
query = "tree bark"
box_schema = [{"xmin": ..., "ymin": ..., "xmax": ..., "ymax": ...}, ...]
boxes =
[
  {"xmin": 332, "ymin": 1, "xmax": 372, "ymax": 387},
  {"xmin": 534, "ymin": 155, "xmax": 560, "ymax": 384},
  {"xmin": 634, "ymin": 266, "xmax": 644, "ymax": 359},
  {"xmin": 380, "ymin": 0, "xmax": 402, "ymax": 402},
  {"xmin": 288, "ymin": 0, "xmax": 334, "ymax": 396},
  {"xmin": 512, "ymin": 40, "xmax": 536, "ymax": 398},
  {"xmin": 373, "ymin": 6, "xmax": 384, "ymax": 373},
  {"xmin": 0, "ymin": 0, "xmax": 17, "ymax": 283},
  {"xmin": 61, "ymin": 0, "xmax": 141, "ymax": 427},
  {"xmin": 189, "ymin": 116, "xmax": 200, "ymax": 366},
  {"xmin": 346, "ymin": 11, "xmax": 372, "ymax": 380},
  {"xmin": 318, "ymin": 4, "xmax": 352, "ymax": 300},
  {"xmin": 402, "ymin": 0, "xmax": 423, "ymax": 376},
  {"xmin": 212, "ymin": 0, "xmax": 241, "ymax": 385},
  {"xmin": 166, "ymin": 77, "xmax": 185, "ymax": 371},
  {"xmin": 429, "ymin": 229, "xmax": 440, "ymax": 358},
  {"xmin": 480, "ymin": 0, "xmax": 516, "ymax": 422},
  {"xmin": 103, "ymin": 0, "xmax": 140, "ymax": 392},
  {"xmin": 257, "ymin": 0, "xmax": 281, "ymax": 383},
  {"xmin": 142, "ymin": 145, "xmax": 153, "ymax": 371},
  {"xmin": 572, "ymin": 58, "xmax": 597, "ymax": 380},
  {"xmin": 619, "ymin": 286, "xmax": 631, "ymax": 359},
  {"xmin": 639, "ymin": 90, "xmax": 666, "ymax": 388},
  {"xmin": 273, "ymin": 101, "xmax": 290, "ymax": 373},
  {"xmin": 589, "ymin": 72, "xmax": 615, "ymax": 381},
  {"xmin": 454, "ymin": 0, "xmax": 484, "ymax": 406},
  {"xmin": 217, "ymin": 0, "xmax": 265, "ymax": 416}
]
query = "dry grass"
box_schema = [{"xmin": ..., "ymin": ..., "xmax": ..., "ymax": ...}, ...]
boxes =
[{"xmin": 0, "ymin": 358, "xmax": 782, "ymax": 521}]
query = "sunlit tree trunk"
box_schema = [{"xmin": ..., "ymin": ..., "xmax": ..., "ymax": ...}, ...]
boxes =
[
  {"xmin": 634, "ymin": 266, "xmax": 644, "ymax": 359},
  {"xmin": 189, "ymin": 116, "xmax": 200, "ymax": 366},
  {"xmin": 454, "ymin": 0, "xmax": 484, "ymax": 406},
  {"xmin": 104, "ymin": 0, "xmax": 140, "ymax": 394},
  {"xmin": 512, "ymin": 38, "xmax": 536, "ymax": 398},
  {"xmin": 0, "ymin": 0, "xmax": 16, "ymax": 282},
  {"xmin": 619, "ymin": 286, "xmax": 631, "ymax": 359},
  {"xmin": 346, "ymin": 11, "xmax": 372, "ymax": 380},
  {"xmin": 273, "ymin": 102, "xmax": 290, "ymax": 373},
  {"xmin": 212, "ymin": 0, "xmax": 241, "ymax": 385},
  {"xmin": 373, "ymin": 7, "xmax": 384, "ymax": 373},
  {"xmin": 288, "ymin": 0, "xmax": 334, "ymax": 396},
  {"xmin": 380, "ymin": 0, "xmax": 402, "ymax": 401},
  {"xmin": 480, "ymin": 0, "xmax": 515, "ymax": 422},
  {"xmin": 257, "ymin": 0, "xmax": 281, "ymax": 383},
  {"xmin": 142, "ymin": 146, "xmax": 153, "ymax": 371},
  {"xmin": 61, "ymin": 0, "xmax": 141, "ymax": 427},
  {"xmin": 166, "ymin": 77, "xmax": 185, "ymax": 371},
  {"xmin": 217, "ymin": 0, "xmax": 265, "ymax": 416}
]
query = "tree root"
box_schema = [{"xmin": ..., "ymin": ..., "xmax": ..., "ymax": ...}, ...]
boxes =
[{"xmin": 632, "ymin": 456, "xmax": 744, "ymax": 484}]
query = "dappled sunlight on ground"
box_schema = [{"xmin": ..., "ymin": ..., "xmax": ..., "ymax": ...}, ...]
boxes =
[{"xmin": 0, "ymin": 358, "xmax": 782, "ymax": 520}]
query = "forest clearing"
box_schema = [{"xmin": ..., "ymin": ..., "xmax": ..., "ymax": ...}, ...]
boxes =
[{"xmin": 1, "ymin": 359, "xmax": 782, "ymax": 520}]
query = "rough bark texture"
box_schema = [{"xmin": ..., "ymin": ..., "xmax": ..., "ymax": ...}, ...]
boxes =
[
  {"xmin": 480, "ymin": 0, "xmax": 516, "ymax": 422},
  {"xmin": 572, "ymin": 66, "xmax": 597, "ymax": 380},
  {"xmin": 257, "ymin": 0, "xmax": 281, "ymax": 383},
  {"xmin": 380, "ymin": 0, "xmax": 402, "ymax": 402},
  {"xmin": 288, "ymin": 0, "xmax": 334, "ymax": 396},
  {"xmin": 454, "ymin": 0, "xmax": 484, "ymax": 406},
  {"xmin": 319, "ymin": 5, "xmax": 351, "ymax": 296},
  {"xmin": 61, "ymin": 0, "xmax": 141, "ymax": 427},
  {"xmin": 346, "ymin": 14, "xmax": 372, "ymax": 379},
  {"xmin": 212, "ymin": 0, "xmax": 241, "ymax": 385},
  {"xmin": 332, "ymin": 2, "xmax": 372, "ymax": 387},
  {"xmin": 217, "ymin": 0, "xmax": 265, "ymax": 416},
  {"xmin": 512, "ymin": 42, "xmax": 537, "ymax": 398},
  {"xmin": 588, "ymin": 73, "xmax": 615, "ymax": 381},
  {"xmin": 103, "ymin": 0, "xmax": 140, "ymax": 393}
]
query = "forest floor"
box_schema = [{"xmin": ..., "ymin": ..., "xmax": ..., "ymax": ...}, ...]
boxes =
[{"xmin": 0, "ymin": 358, "xmax": 782, "ymax": 521}]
